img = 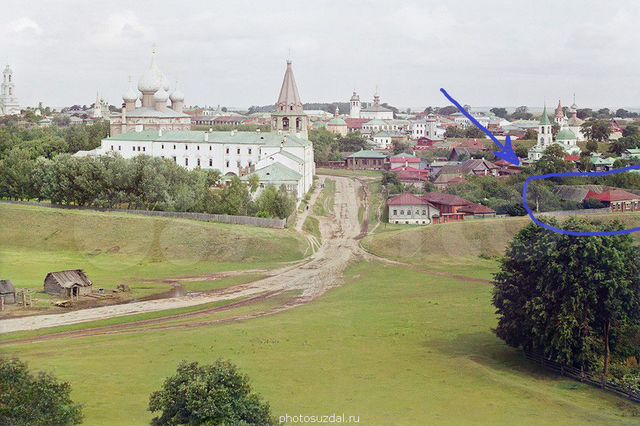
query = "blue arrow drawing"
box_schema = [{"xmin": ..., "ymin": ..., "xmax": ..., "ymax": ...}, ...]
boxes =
[{"xmin": 440, "ymin": 88, "xmax": 520, "ymax": 166}]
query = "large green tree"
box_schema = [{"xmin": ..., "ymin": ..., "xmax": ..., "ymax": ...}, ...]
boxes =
[
  {"xmin": 0, "ymin": 357, "xmax": 83, "ymax": 426},
  {"xmin": 493, "ymin": 219, "xmax": 640, "ymax": 380},
  {"xmin": 148, "ymin": 360, "xmax": 275, "ymax": 426}
]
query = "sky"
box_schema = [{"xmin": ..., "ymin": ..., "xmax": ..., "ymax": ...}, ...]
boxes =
[{"xmin": 1, "ymin": 0, "xmax": 640, "ymax": 110}]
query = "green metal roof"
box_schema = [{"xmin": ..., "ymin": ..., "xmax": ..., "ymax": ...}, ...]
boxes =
[
  {"xmin": 242, "ymin": 162, "xmax": 302, "ymax": 182},
  {"xmin": 346, "ymin": 149, "xmax": 388, "ymax": 159},
  {"xmin": 106, "ymin": 130, "xmax": 310, "ymax": 147},
  {"xmin": 539, "ymin": 105, "xmax": 551, "ymax": 126},
  {"xmin": 590, "ymin": 154, "xmax": 615, "ymax": 165},
  {"xmin": 556, "ymin": 128, "xmax": 576, "ymax": 140},
  {"xmin": 327, "ymin": 117, "xmax": 347, "ymax": 126},
  {"xmin": 364, "ymin": 119, "xmax": 386, "ymax": 126}
]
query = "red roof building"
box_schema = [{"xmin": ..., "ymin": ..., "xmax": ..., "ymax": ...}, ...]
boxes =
[
  {"xmin": 386, "ymin": 192, "xmax": 496, "ymax": 225},
  {"xmin": 345, "ymin": 118, "xmax": 369, "ymax": 133},
  {"xmin": 584, "ymin": 189, "xmax": 640, "ymax": 212}
]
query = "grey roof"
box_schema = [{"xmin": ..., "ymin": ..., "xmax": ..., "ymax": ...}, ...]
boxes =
[
  {"xmin": 0, "ymin": 280, "xmax": 15, "ymax": 294},
  {"xmin": 437, "ymin": 159, "xmax": 498, "ymax": 176},
  {"xmin": 46, "ymin": 270, "xmax": 92, "ymax": 289}
]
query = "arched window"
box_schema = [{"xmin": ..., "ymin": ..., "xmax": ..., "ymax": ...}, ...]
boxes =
[
  {"xmin": 282, "ymin": 117, "xmax": 289, "ymax": 130},
  {"xmin": 296, "ymin": 117, "xmax": 302, "ymax": 131}
]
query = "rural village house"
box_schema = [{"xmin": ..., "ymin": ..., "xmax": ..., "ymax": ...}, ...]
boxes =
[
  {"xmin": 387, "ymin": 192, "xmax": 496, "ymax": 225},
  {"xmin": 387, "ymin": 193, "xmax": 440, "ymax": 225},
  {"xmin": 0, "ymin": 279, "xmax": 16, "ymax": 304},
  {"xmin": 44, "ymin": 270, "xmax": 93, "ymax": 298},
  {"xmin": 584, "ymin": 189, "xmax": 640, "ymax": 212}
]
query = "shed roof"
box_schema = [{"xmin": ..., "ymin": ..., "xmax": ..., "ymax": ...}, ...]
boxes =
[
  {"xmin": 0, "ymin": 280, "xmax": 15, "ymax": 294},
  {"xmin": 45, "ymin": 270, "xmax": 92, "ymax": 288}
]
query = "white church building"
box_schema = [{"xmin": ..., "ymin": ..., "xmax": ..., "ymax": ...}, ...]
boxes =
[
  {"xmin": 528, "ymin": 104, "xmax": 581, "ymax": 161},
  {"xmin": 84, "ymin": 56, "xmax": 315, "ymax": 201},
  {"xmin": 0, "ymin": 64, "xmax": 20, "ymax": 116}
]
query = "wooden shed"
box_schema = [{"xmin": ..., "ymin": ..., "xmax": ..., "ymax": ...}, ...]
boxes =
[
  {"xmin": 0, "ymin": 280, "xmax": 16, "ymax": 304},
  {"xmin": 44, "ymin": 270, "xmax": 93, "ymax": 298}
]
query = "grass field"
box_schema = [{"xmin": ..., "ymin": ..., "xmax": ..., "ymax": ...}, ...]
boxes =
[
  {"xmin": 2, "ymin": 261, "xmax": 638, "ymax": 425},
  {"xmin": 0, "ymin": 204, "xmax": 307, "ymax": 297}
]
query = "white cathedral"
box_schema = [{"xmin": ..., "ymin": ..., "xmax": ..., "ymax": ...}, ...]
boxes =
[
  {"xmin": 80, "ymin": 53, "xmax": 315, "ymax": 201},
  {"xmin": 0, "ymin": 64, "xmax": 20, "ymax": 116}
]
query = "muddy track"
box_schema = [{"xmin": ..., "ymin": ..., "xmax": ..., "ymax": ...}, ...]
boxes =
[{"xmin": 0, "ymin": 176, "xmax": 366, "ymax": 337}]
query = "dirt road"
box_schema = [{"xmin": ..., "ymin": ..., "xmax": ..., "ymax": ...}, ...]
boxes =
[{"xmin": 0, "ymin": 176, "xmax": 365, "ymax": 334}]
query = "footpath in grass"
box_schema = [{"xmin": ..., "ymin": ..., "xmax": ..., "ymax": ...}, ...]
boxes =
[
  {"xmin": 313, "ymin": 179, "xmax": 336, "ymax": 216},
  {"xmin": 2, "ymin": 261, "xmax": 637, "ymax": 425}
]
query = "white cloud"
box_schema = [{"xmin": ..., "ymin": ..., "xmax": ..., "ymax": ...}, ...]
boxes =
[
  {"xmin": 7, "ymin": 17, "xmax": 42, "ymax": 35},
  {"xmin": 91, "ymin": 10, "xmax": 154, "ymax": 47}
]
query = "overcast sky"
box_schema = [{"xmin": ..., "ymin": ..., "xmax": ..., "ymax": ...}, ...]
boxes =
[{"xmin": 1, "ymin": 0, "xmax": 639, "ymax": 110}]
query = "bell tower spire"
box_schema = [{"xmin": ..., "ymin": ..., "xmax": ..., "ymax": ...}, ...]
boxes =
[{"xmin": 272, "ymin": 60, "xmax": 308, "ymax": 139}]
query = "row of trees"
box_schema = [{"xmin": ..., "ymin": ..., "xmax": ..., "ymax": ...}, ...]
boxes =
[
  {"xmin": 494, "ymin": 219, "xmax": 640, "ymax": 385},
  {"xmin": 0, "ymin": 121, "xmax": 108, "ymax": 161},
  {"xmin": 1, "ymin": 357, "xmax": 276, "ymax": 426},
  {"xmin": 0, "ymin": 153, "xmax": 295, "ymax": 219}
]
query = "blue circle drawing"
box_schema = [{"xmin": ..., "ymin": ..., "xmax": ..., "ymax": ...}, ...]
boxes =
[{"xmin": 523, "ymin": 165, "xmax": 640, "ymax": 237}]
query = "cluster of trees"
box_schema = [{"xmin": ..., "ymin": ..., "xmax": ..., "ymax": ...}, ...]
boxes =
[
  {"xmin": 608, "ymin": 123, "xmax": 640, "ymax": 155},
  {"xmin": 0, "ymin": 121, "xmax": 109, "ymax": 160},
  {"xmin": 309, "ymin": 128, "xmax": 369, "ymax": 162},
  {"xmin": 0, "ymin": 357, "xmax": 83, "ymax": 425},
  {"xmin": 1, "ymin": 357, "xmax": 276, "ymax": 426},
  {"xmin": 0, "ymin": 153, "xmax": 295, "ymax": 219},
  {"xmin": 494, "ymin": 219, "xmax": 640, "ymax": 386},
  {"xmin": 149, "ymin": 360, "xmax": 275, "ymax": 426}
]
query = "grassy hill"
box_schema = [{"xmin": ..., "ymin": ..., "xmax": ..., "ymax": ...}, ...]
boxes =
[
  {"xmin": 2, "ymin": 261, "xmax": 637, "ymax": 425},
  {"xmin": 0, "ymin": 203, "xmax": 307, "ymax": 295},
  {"xmin": 363, "ymin": 213, "xmax": 640, "ymax": 279}
]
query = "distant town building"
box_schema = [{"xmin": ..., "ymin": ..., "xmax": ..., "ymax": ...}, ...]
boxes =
[
  {"xmin": 82, "ymin": 59, "xmax": 315, "ymax": 201},
  {"xmin": 349, "ymin": 91, "xmax": 361, "ymax": 118},
  {"xmin": 326, "ymin": 106, "xmax": 348, "ymax": 137},
  {"xmin": 349, "ymin": 90, "xmax": 394, "ymax": 120},
  {"xmin": 109, "ymin": 48, "xmax": 191, "ymax": 136},
  {"xmin": 0, "ymin": 64, "xmax": 20, "ymax": 116},
  {"xmin": 528, "ymin": 104, "xmax": 581, "ymax": 161},
  {"xmin": 92, "ymin": 93, "xmax": 110, "ymax": 119}
]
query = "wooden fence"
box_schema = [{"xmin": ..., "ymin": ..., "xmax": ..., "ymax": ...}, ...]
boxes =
[
  {"xmin": 1, "ymin": 201, "xmax": 287, "ymax": 229},
  {"xmin": 524, "ymin": 351, "xmax": 640, "ymax": 403}
]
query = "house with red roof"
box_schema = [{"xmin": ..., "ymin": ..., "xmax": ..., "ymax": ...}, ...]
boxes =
[
  {"xmin": 387, "ymin": 193, "xmax": 440, "ymax": 225},
  {"xmin": 389, "ymin": 152, "xmax": 422, "ymax": 169},
  {"xmin": 584, "ymin": 189, "xmax": 640, "ymax": 212},
  {"xmin": 387, "ymin": 192, "xmax": 496, "ymax": 225}
]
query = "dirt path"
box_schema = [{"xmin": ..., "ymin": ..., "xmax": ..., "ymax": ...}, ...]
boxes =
[{"xmin": 0, "ymin": 176, "xmax": 364, "ymax": 334}]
